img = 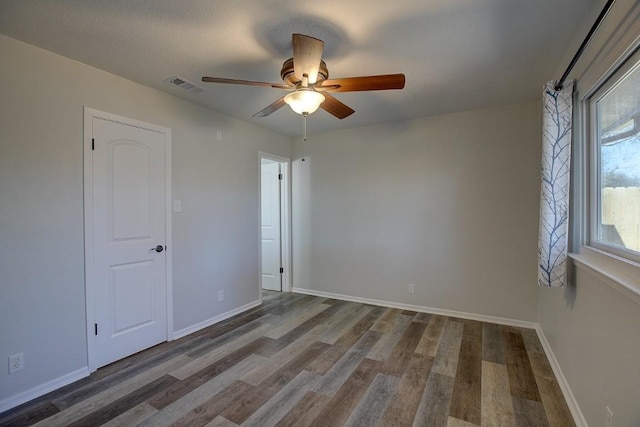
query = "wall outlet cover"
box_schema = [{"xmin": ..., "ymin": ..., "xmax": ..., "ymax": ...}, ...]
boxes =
[{"xmin": 9, "ymin": 353, "xmax": 24, "ymax": 374}]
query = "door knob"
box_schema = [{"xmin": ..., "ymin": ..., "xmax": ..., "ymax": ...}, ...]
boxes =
[{"xmin": 150, "ymin": 245, "xmax": 164, "ymax": 253}]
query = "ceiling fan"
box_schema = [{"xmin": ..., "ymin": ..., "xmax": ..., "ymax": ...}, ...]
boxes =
[{"xmin": 202, "ymin": 34, "xmax": 406, "ymax": 119}]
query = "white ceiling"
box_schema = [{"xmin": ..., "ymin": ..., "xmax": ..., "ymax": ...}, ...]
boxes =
[{"xmin": 0, "ymin": 0, "xmax": 597, "ymax": 137}]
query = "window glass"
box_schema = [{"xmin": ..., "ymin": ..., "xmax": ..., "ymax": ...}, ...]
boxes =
[{"xmin": 593, "ymin": 59, "xmax": 640, "ymax": 257}]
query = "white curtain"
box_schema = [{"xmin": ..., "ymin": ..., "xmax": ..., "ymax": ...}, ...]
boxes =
[{"xmin": 538, "ymin": 80, "xmax": 574, "ymax": 288}]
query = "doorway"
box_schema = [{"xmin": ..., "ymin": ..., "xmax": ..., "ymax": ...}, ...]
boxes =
[
  {"xmin": 260, "ymin": 153, "xmax": 291, "ymax": 293},
  {"xmin": 84, "ymin": 108, "xmax": 173, "ymax": 371}
]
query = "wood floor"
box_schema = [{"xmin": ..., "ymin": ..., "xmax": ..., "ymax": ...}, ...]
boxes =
[{"xmin": 0, "ymin": 292, "xmax": 575, "ymax": 427}]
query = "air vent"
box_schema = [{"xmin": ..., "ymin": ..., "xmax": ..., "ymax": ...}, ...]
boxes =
[{"xmin": 164, "ymin": 76, "xmax": 205, "ymax": 93}]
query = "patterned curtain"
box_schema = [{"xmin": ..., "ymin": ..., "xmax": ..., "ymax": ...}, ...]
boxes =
[{"xmin": 538, "ymin": 80, "xmax": 574, "ymax": 288}]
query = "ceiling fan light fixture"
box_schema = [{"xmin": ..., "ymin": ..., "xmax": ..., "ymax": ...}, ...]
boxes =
[{"xmin": 284, "ymin": 89, "xmax": 325, "ymax": 115}]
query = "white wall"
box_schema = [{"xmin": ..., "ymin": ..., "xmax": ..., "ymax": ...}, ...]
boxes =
[
  {"xmin": 292, "ymin": 102, "xmax": 541, "ymax": 322},
  {"xmin": 0, "ymin": 34, "xmax": 290, "ymax": 405},
  {"xmin": 538, "ymin": 0, "xmax": 640, "ymax": 425}
]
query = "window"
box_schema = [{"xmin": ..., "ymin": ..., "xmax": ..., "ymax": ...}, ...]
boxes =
[{"xmin": 589, "ymin": 51, "xmax": 640, "ymax": 263}]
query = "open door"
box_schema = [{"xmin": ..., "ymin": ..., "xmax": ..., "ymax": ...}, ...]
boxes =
[{"xmin": 261, "ymin": 159, "xmax": 282, "ymax": 291}]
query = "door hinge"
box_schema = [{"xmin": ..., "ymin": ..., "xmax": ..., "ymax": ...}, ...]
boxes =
[
  {"xmin": 94, "ymin": 323, "xmax": 98, "ymax": 336},
  {"xmin": 278, "ymin": 173, "xmax": 283, "ymax": 180},
  {"xmin": 280, "ymin": 267, "xmax": 284, "ymax": 274},
  {"xmin": 92, "ymin": 138, "xmax": 95, "ymax": 150}
]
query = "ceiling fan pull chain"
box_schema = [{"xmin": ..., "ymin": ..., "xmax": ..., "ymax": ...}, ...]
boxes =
[{"xmin": 303, "ymin": 112, "xmax": 308, "ymax": 141}]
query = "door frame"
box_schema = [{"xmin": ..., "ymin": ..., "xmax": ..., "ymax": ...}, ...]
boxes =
[
  {"xmin": 259, "ymin": 152, "xmax": 291, "ymax": 296},
  {"xmin": 83, "ymin": 107, "xmax": 173, "ymax": 372}
]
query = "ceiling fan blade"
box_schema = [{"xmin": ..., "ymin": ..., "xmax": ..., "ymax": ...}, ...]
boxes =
[
  {"xmin": 313, "ymin": 84, "xmax": 341, "ymax": 92},
  {"xmin": 202, "ymin": 76, "xmax": 290, "ymax": 89},
  {"xmin": 292, "ymin": 34, "xmax": 324, "ymax": 85},
  {"xmin": 320, "ymin": 74, "xmax": 406, "ymax": 92},
  {"xmin": 253, "ymin": 96, "xmax": 287, "ymax": 117},
  {"xmin": 320, "ymin": 93, "xmax": 355, "ymax": 119}
]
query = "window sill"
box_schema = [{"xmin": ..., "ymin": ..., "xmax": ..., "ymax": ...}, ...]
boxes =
[{"xmin": 569, "ymin": 247, "xmax": 640, "ymax": 305}]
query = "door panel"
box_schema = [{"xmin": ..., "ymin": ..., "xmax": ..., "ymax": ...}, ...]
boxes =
[
  {"xmin": 261, "ymin": 160, "xmax": 282, "ymax": 291},
  {"xmin": 110, "ymin": 142, "xmax": 152, "ymax": 240},
  {"xmin": 111, "ymin": 261, "xmax": 154, "ymax": 334},
  {"xmin": 92, "ymin": 117, "xmax": 167, "ymax": 368}
]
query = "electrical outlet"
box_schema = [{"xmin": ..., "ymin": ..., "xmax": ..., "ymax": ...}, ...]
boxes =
[
  {"xmin": 408, "ymin": 283, "xmax": 415, "ymax": 294},
  {"xmin": 217, "ymin": 290, "xmax": 224, "ymax": 302},
  {"xmin": 606, "ymin": 406, "xmax": 614, "ymax": 427},
  {"xmin": 9, "ymin": 353, "xmax": 24, "ymax": 374},
  {"xmin": 172, "ymin": 200, "xmax": 182, "ymax": 213}
]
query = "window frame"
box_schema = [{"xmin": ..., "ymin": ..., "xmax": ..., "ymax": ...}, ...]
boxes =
[{"xmin": 586, "ymin": 47, "xmax": 640, "ymax": 265}]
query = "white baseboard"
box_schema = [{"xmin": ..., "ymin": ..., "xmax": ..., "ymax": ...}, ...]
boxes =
[
  {"xmin": 535, "ymin": 326, "xmax": 588, "ymax": 427},
  {"xmin": 172, "ymin": 299, "xmax": 262, "ymax": 340},
  {"xmin": 292, "ymin": 287, "xmax": 538, "ymax": 329},
  {"xmin": 0, "ymin": 367, "xmax": 89, "ymax": 413}
]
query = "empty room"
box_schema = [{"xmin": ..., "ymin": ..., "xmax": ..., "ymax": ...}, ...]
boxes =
[{"xmin": 1, "ymin": 0, "xmax": 639, "ymax": 426}]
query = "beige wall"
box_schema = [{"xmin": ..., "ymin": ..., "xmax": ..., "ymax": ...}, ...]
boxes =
[
  {"xmin": 0, "ymin": 34, "xmax": 290, "ymax": 404},
  {"xmin": 539, "ymin": 0, "xmax": 640, "ymax": 425},
  {"xmin": 292, "ymin": 102, "xmax": 541, "ymax": 321}
]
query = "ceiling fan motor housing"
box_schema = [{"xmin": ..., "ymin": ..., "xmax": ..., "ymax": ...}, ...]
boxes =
[{"xmin": 281, "ymin": 58, "xmax": 329, "ymax": 86}]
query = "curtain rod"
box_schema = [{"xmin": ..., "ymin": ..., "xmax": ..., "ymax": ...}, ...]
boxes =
[{"xmin": 554, "ymin": 0, "xmax": 616, "ymax": 91}]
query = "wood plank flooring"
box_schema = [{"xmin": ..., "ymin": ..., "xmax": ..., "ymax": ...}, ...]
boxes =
[{"xmin": 0, "ymin": 292, "xmax": 575, "ymax": 427}]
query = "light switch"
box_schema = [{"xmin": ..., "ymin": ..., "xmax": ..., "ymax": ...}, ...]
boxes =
[{"xmin": 173, "ymin": 200, "xmax": 182, "ymax": 212}]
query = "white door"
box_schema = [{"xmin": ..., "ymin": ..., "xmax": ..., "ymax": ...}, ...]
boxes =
[
  {"xmin": 261, "ymin": 160, "xmax": 282, "ymax": 291},
  {"xmin": 91, "ymin": 116, "xmax": 168, "ymax": 368}
]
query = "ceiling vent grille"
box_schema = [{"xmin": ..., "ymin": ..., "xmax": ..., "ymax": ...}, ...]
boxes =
[{"xmin": 164, "ymin": 76, "xmax": 205, "ymax": 93}]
